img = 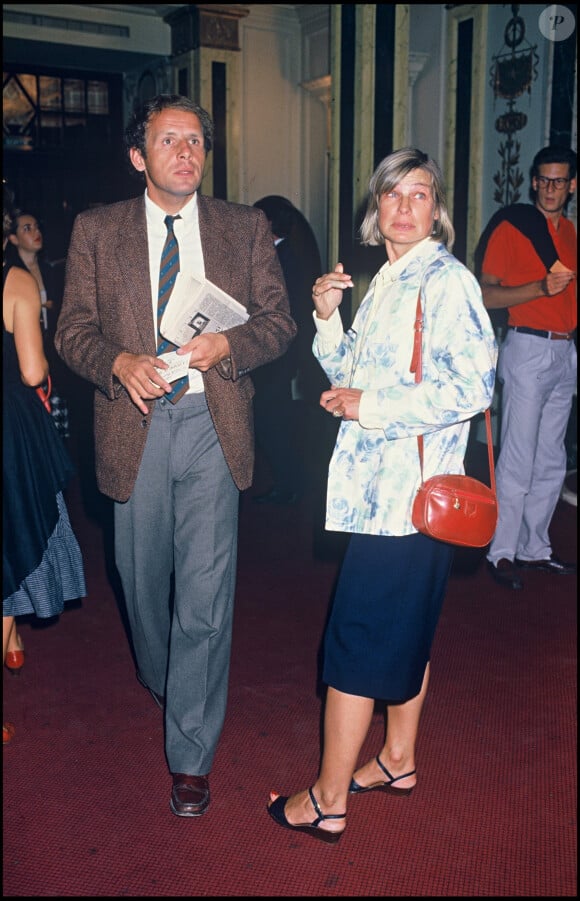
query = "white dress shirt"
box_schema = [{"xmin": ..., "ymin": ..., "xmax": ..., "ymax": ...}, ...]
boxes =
[{"xmin": 145, "ymin": 190, "xmax": 205, "ymax": 393}]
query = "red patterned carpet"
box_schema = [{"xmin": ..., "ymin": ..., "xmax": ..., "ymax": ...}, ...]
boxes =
[{"xmin": 3, "ymin": 424, "xmax": 577, "ymax": 897}]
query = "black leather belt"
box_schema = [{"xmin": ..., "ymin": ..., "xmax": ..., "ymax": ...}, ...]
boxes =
[{"xmin": 509, "ymin": 326, "xmax": 574, "ymax": 341}]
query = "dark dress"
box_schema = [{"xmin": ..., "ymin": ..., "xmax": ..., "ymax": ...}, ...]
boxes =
[
  {"xmin": 3, "ymin": 263, "xmax": 86, "ymax": 617},
  {"xmin": 3, "ymin": 245, "xmax": 70, "ymax": 438}
]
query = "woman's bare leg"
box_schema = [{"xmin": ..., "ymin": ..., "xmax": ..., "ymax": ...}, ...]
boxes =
[
  {"xmin": 269, "ymin": 687, "xmax": 374, "ymax": 833},
  {"xmin": 3, "ymin": 616, "xmax": 17, "ymax": 742},
  {"xmin": 351, "ymin": 663, "xmax": 430, "ymax": 792},
  {"xmin": 3, "ymin": 616, "xmax": 16, "ymax": 663}
]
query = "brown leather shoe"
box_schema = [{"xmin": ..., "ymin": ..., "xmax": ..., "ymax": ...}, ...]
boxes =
[{"xmin": 170, "ymin": 774, "xmax": 210, "ymax": 817}]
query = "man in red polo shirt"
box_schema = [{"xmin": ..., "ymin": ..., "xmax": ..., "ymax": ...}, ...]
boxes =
[{"xmin": 481, "ymin": 146, "xmax": 577, "ymax": 590}]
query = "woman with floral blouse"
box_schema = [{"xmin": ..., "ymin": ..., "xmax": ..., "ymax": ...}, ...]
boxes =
[{"xmin": 267, "ymin": 147, "xmax": 497, "ymax": 844}]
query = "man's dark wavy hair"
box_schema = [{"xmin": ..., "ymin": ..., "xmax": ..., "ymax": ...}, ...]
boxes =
[
  {"xmin": 125, "ymin": 94, "xmax": 214, "ymax": 161},
  {"xmin": 531, "ymin": 146, "xmax": 577, "ymax": 180}
]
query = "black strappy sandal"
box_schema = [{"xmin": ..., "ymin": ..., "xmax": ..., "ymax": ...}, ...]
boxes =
[
  {"xmin": 349, "ymin": 755, "xmax": 416, "ymax": 797},
  {"xmin": 267, "ymin": 786, "xmax": 346, "ymax": 844}
]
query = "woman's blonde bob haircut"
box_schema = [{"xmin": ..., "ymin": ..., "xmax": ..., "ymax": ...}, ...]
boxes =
[{"xmin": 359, "ymin": 147, "xmax": 455, "ymax": 249}]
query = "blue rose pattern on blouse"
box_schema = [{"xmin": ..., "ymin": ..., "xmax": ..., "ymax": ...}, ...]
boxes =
[{"xmin": 313, "ymin": 239, "xmax": 498, "ymax": 536}]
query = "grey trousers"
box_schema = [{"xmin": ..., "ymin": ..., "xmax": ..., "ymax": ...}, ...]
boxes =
[
  {"xmin": 114, "ymin": 393, "xmax": 239, "ymax": 774},
  {"xmin": 487, "ymin": 329, "xmax": 577, "ymax": 564}
]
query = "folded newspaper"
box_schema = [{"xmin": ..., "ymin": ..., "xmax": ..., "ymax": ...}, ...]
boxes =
[{"xmin": 160, "ymin": 272, "xmax": 249, "ymax": 347}]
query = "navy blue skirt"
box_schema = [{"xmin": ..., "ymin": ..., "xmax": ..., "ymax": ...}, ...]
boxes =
[{"xmin": 323, "ymin": 531, "xmax": 454, "ymax": 703}]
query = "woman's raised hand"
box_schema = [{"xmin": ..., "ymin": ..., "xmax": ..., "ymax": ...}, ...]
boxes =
[{"xmin": 312, "ymin": 262, "xmax": 354, "ymax": 320}]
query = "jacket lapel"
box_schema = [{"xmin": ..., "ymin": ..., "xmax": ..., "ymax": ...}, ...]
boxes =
[
  {"xmin": 198, "ymin": 195, "xmax": 236, "ymax": 289},
  {"xmin": 116, "ymin": 197, "xmax": 157, "ymax": 354}
]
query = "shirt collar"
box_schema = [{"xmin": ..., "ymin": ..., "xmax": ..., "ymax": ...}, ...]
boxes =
[
  {"xmin": 144, "ymin": 190, "xmax": 198, "ymax": 233},
  {"xmin": 379, "ymin": 237, "xmax": 437, "ymax": 283}
]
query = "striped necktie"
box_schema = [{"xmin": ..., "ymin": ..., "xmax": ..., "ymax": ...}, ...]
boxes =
[{"xmin": 157, "ymin": 214, "xmax": 189, "ymax": 403}]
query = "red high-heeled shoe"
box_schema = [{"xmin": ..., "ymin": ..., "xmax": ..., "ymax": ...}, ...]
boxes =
[
  {"xmin": 5, "ymin": 648, "xmax": 24, "ymax": 674},
  {"xmin": 3, "ymin": 722, "xmax": 16, "ymax": 744}
]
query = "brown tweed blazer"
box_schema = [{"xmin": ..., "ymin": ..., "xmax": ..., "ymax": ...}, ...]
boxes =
[{"xmin": 55, "ymin": 193, "xmax": 296, "ymax": 502}]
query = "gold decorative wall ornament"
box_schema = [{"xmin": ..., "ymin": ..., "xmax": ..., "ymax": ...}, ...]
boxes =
[
  {"xmin": 489, "ymin": 4, "xmax": 538, "ymax": 207},
  {"xmin": 164, "ymin": 5, "xmax": 249, "ymax": 56}
]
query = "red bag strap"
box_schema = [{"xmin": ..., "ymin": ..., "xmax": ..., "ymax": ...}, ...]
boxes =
[
  {"xmin": 35, "ymin": 374, "xmax": 52, "ymax": 413},
  {"xmin": 410, "ymin": 291, "xmax": 496, "ymax": 492},
  {"xmin": 410, "ymin": 292, "xmax": 423, "ymax": 383}
]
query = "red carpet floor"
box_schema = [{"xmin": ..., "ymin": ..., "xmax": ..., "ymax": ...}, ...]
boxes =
[{"xmin": 3, "ymin": 430, "xmax": 577, "ymax": 897}]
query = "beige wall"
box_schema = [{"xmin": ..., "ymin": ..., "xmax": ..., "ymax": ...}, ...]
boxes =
[{"xmin": 238, "ymin": 5, "xmax": 330, "ymax": 267}]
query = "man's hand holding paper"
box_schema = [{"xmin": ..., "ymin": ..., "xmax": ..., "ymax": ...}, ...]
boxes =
[
  {"xmin": 154, "ymin": 350, "xmax": 191, "ymax": 383},
  {"xmin": 176, "ymin": 332, "xmax": 231, "ymax": 372}
]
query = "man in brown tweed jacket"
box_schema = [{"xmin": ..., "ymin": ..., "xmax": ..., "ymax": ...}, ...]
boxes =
[{"xmin": 55, "ymin": 95, "xmax": 296, "ymax": 818}]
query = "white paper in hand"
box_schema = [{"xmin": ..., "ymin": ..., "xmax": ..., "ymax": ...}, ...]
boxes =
[{"xmin": 154, "ymin": 350, "xmax": 190, "ymax": 383}]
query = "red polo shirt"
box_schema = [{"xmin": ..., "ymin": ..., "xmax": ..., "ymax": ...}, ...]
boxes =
[{"xmin": 482, "ymin": 214, "xmax": 577, "ymax": 332}]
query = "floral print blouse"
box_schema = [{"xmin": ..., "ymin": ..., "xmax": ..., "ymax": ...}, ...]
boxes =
[{"xmin": 313, "ymin": 238, "xmax": 498, "ymax": 536}]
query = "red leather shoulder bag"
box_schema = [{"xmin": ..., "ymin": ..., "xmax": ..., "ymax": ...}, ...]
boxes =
[{"xmin": 410, "ymin": 293, "xmax": 498, "ymax": 548}]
